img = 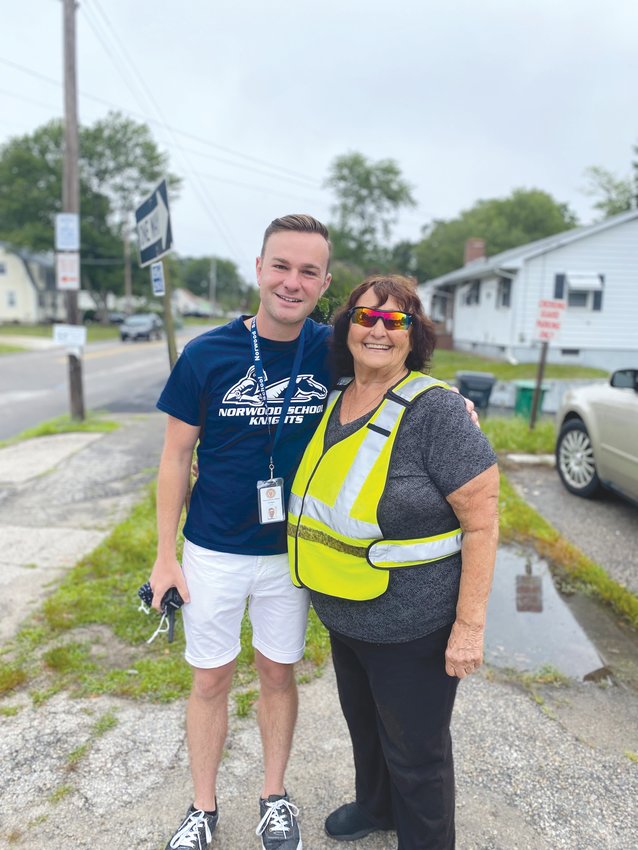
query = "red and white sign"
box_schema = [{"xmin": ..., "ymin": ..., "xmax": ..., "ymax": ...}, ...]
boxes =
[
  {"xmin": 535, "ymin": 299, "xmax": 565, "ymax": 341},
  {"xmin": 56, "ymin": 252, "xmax": 80, "ymax": 291}
]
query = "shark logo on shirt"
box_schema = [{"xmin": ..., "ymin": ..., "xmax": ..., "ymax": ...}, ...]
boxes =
[{"xmin": 222, "ymin": 366, "xmax": 327, "ymax": 407}]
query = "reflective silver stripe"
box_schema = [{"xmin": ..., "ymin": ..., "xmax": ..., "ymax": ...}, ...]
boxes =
[
  {"xmin": 294, "ymin": 492, "xmax": 381, "ymax": 538},
  {"xmin": 369, "ymin": 529, "xmax": 463, "ymax": 566},
  {"xmin": 333, "ymin": 375, "xmax": 445, "ymax": 517},
  {"xmin": 291, "ymin": 375, "xmax": 450, "ymax": 541}
]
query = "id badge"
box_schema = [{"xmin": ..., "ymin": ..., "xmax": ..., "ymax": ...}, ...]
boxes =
[{"xmin": 257, "ymin": 477, "xmax": 285, "ymax": 524}]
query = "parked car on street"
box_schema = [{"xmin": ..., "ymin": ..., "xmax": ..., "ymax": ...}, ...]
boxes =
[
  {"xmin": 119, "ymin": 313, "xmax": 163, "ymax": 342},
  {"xmin": 555, "ymin": 368, "xmax": 638, "ymax": 503}
]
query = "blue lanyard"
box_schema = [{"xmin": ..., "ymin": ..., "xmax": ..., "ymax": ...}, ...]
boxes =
[{"xmin": 250, "ymin": 317, "xmax": 306, "ymax": 478}]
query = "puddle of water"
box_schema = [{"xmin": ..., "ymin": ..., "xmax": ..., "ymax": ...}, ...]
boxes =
[{"xmin": 485, "ymin": 545, "xmax": 607, "ymax": 680}]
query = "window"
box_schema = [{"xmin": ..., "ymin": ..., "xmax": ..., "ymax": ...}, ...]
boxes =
[
  {"xmin": 554, "ymin": 272, "xmax": 604, "ymax": 311},
  {"xmin": 0, "ymin": 262, "xmax": 6, "ymax": 274},
  {"xmin": 497, "ymin": 277, "xmax": 511, "ymax": 308},
  {"xmin": 7, "ymin": 290, "xmax": 16, "ymax": 307},
  {"xmin": 462, "ymin": 280, "xmax": 481, "ymax": 306}
]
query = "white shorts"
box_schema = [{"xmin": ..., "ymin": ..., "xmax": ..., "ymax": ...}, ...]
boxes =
[{"xmin": 181, "ymin": 539, "xmax": 310, "ymax": 669}]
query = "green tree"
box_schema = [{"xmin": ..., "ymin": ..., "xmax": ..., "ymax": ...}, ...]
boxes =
[
  {"xmin": 414, "ymin": 188, "xmax": 579, "ymax": 280},
  {"xmin": 0, "ymin": 114, "xmax": 179, "ymax": 315},
  {"xmin": 582, "ymin": 165, "xmax": 634, "ymax": 219},
  {"xmin": 325, "ymin": 152, "xmax": 416, "ymax": 270},
  {"xmin": 172, "ymin": 256, "xmax": 252, "ymax": 313}
]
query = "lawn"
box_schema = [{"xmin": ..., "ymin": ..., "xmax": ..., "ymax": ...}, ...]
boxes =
[
  {"xmin": 0, "ymin": 323, "xmax": 120, "ymax": 343},
  {"xmin": 430, "ymin": 349, "xmax": 607, "ymax": 381}
]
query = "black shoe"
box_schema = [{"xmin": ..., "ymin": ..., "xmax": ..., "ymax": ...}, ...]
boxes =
[
  {"xmin": 256, "ymin": 793, "xmax": 302, "ymax": 850},
  {"xmin": 325, "ymin": 802, "xmax": 391, "ymax": 841},
  {"xmin": 165, "ymin": 804, "xmax": 218, "ymax": 849}
]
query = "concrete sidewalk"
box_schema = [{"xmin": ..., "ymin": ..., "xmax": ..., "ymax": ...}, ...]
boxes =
[{"xmin": 0, "ymin": 416, "xmax": 637, "ymax": 850}]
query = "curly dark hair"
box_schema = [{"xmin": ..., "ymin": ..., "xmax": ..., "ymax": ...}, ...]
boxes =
[{"xmin": 331, "ymin": 274, "xmax": 436, "ymax": 378}]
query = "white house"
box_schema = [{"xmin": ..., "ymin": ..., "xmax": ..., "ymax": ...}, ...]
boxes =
[
  {"xmin": 0, "ymin": 243, "xmax": 65, "ymax": 323},
  {"xmin": 418, "ymin": 210, "xmax": 638, "ymax": 371}
]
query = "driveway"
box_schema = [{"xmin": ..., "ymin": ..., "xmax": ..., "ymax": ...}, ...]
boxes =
[{"xmin": 503, "ymin": 458, "xmax": 638, "ymax": 595}]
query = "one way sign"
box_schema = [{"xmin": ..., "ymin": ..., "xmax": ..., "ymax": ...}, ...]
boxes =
[{"xmin": 135, "ymin": 179, "xmax": 173, "ymax": 267}]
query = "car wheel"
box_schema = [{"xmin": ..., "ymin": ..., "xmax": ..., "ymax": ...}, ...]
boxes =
[{"xmin": 556, "ymin": 419, "xmax": 601, "ymax": 498}]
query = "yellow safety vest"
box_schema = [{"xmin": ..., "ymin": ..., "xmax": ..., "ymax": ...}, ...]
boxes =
[{"xmin": 288, "ymin": 371, "xmax": 463, "ymax": 600}]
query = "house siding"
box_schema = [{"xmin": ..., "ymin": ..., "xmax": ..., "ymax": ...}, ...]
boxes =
[
  {"xmin": 448, "ymin": 216, "xmax": 638, "ymax": 370},
  {"xmin": 0, "ymin": 250, "xmax": 39, "ymax": 322}
]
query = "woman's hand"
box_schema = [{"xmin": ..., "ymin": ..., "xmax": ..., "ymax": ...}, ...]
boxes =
[{"xmin": 445, "ymin": 619, "xmax": 485, "ymax": 679}]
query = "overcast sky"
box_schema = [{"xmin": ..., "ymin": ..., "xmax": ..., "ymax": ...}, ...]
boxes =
[{"xmin": 3, "ymin": 0, "xmax": 637, "ymax": 281}]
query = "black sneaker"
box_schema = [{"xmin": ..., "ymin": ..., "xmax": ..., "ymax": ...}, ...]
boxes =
[
  {"xmin": 255, "ymin": 793, "xmax": 302, "ymax": 850},
  {"xmin": 165, "ymin": 804, "xmax": 219, "ymax": 850},
  {"xmin": 325, "ymin": 801, "xmax": 391, "ymax": 841}
]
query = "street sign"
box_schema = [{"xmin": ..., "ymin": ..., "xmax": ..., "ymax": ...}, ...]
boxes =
[
  {"xmin": 56, "ymin": 252, "xmax": 81, "ymax": 290},
  {"xmin": 150, "ymin": 261, "xmax": 165, "ymax": 296},
  {"xmin": 535, "ymin": 299, "xmax": 565, "ymax": 341},
  {"xmin": 135, "ymin": 179, "xmax": 173, "ymax": 267},
  {"xmin": 55, "ymin": 213, "xmax": 80, "ymax": 251},
  {"xmin": 53, "ymin": 323, "xmax": 87, "ymax": 349}
]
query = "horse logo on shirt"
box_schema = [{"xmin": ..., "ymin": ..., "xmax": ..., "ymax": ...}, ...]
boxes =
[{"xmin": 223, "ymin": 367, "xmax": 327, "ymax": 407}]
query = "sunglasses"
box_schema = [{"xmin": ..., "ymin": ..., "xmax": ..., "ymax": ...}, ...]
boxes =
[{"xmin": 347, "ymin": 306, "xmax": 413, "ymax": 331}]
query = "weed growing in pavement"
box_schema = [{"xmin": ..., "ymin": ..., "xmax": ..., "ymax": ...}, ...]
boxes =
[
  {"xmin": 235, "ymin": 689, "xmax": 260, "ymax": 717},
  {"xmin": 48, "ymin": 784, "xmax": 74, "ymax": 804},
  {"xmin": 625, "ymin": 751, "xmax": 638, "ymax": 764},
  {"xmin": 0, "ymin": 663, "xmax": 27, "ymax": 695},
  {"xmin": 499, "ymin": 474, "xmax": 638, "ymax": 629}
]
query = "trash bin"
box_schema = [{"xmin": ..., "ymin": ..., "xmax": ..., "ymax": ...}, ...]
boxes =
[
  {"xmin": 455, "ymin": 371, "xmax": 496, "ymax": 410},
  {"xmin": 514, "ymin": 380, "xmax": 548, "ymax": 417}
]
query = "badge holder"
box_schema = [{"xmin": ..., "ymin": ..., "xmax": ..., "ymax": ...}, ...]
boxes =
[{"xmin": 257, "ymin": 477, "xmax": 285, "ymax": 524}]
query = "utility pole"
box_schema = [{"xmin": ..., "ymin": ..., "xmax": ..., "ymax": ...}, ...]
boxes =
[
  {"xmin": 62, "ymin": 0, "xmax": 85, "ymax": 420},
  {"xmin": 209, "ymin": 257, "xmax": 217, "ymax": 319}
]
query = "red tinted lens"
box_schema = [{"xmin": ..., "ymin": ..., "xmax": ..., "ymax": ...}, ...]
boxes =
[{"xmin": 349, "ymin": 307, "xmax": 412, "ymax": 330}]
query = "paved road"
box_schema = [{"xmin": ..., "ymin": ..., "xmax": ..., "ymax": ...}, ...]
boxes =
[
  {"xmin": 0, "ymin": 327, "xmax": 206, "ymax": 439},
  {"xmin": 504, "ymin": 458, "xmax": 638, "ymax": 595}
]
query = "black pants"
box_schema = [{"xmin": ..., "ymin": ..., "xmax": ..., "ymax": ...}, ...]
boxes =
[{"xmin": 330, "ymin": 625, "xmax": 458, "ymax": 850}]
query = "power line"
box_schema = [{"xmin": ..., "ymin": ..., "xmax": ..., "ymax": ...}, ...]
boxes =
[{"xmin": 0, "ymin": 54, "xmax": 322, "ymax": 189}]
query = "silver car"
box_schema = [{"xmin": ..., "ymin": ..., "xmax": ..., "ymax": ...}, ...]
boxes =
[
  {"xmin": 119, "ymin": 313, "xmax": 163, "ymax": 342},
  {"xmin": 555, "ymin": 369, "xmax": 638, "ymax": 503}
]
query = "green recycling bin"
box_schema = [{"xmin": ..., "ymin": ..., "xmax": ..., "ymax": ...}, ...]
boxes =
[{"xmin": 514, "ymin": 380, "xmax": 548, "ymax": 417}]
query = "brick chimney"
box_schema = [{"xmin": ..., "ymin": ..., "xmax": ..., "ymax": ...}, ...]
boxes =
[{"xmin": 464, "ymin": 237, "xmax": 486, "ymax": 265}]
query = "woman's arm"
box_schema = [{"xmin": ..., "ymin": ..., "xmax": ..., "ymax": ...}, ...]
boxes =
[{"xmin": 444, "ymin": 463, "xmax": 499, "ymax": 679}]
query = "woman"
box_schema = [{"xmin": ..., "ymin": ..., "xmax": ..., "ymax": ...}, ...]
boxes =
[{"xmin": 287, "ymin": 275, "xmax": 499, "ymax": 850}]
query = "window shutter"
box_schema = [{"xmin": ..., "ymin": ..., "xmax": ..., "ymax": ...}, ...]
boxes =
[
  {"xmin": 554, "ymin": 273, "xmax": 565, "ymax": 299},
  {"xmin": 593, "ymin": 274, "xmax": 604, "ymax": 311}
]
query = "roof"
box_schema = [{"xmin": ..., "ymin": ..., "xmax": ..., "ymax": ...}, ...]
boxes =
[{"xmin": 423, "ymin": 208, "xmax": 638, "ymax": 288}]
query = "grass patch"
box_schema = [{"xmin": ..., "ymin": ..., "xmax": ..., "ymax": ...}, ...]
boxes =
[
  {"xmin": 430, "ymin": 349, "xmax": 607, "ymax": 381},
  {"xmin": 0, "ymin": 412, "xmax": 119, "ymax": 448},
  {"xmin": 0, "ymin": 323, "xmax": 119, "ymax": 342},
  {"xmin": 0, "ymin": 705, "xmax": 21, "ymax": 717},
  {"xmin": 499, "ymin": 473, "xmax": 638, "ymax": 629},
  {"xmin": 0, "ymin": 343, "xmax": 24, "ymax": 354},
  {"xmin": 483, "ymin": 416, "xmax": 555, "ymax": 454},
  {"xmin": 625, "ymin": 751, "xmax": 638, "ymax": 764},
  {"xmin": 0, "ymin": 662, "xmax": 27, "ymax": 695},
  {"xmin": 235, "ymin": 688, "xmax": 259, "ymax": 717},
  {"xmin": 4, "ymin": 485, "xmax": 329, "ymax": 704},
  {"xmin": 48, "ymin": 784, "xmax": 73, "ymax": 803}
]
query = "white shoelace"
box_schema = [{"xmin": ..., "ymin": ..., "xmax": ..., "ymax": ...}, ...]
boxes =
[
  {"xmin": 255, "ymin": 798, "xmax": 299, "ymax": 839},
  {"xmin": 169, "ymin": 809, "xmax": 213, "ymax": 849}
]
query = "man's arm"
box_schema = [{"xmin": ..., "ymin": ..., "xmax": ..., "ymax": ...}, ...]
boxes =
[
  {"xmin": 444, "ymin": 463, "xmax": 499, "ymax": 678},
  {"xmin": 149, "ymin": 415, "xmax": 201, "ymax": 610}
]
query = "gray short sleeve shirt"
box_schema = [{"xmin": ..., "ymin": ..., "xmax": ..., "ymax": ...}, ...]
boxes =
[{"xmin": 310, "ymin": 386, "xmax": 497, "ymax": 643}]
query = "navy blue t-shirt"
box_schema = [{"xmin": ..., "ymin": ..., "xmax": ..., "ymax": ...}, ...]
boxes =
[{"xmin": 157, "ymin": 316, "xmax": 332, "ymax": 555}]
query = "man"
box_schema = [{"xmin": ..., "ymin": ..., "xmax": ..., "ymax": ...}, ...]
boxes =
[{"xmin": 151, "ymin": 214, "xmax": 333, "ymax": 850}]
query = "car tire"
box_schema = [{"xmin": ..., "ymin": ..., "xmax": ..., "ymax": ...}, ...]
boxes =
[{"xmin": 556, "ymin": 419, "xmax": 601, "ymax": 498}]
